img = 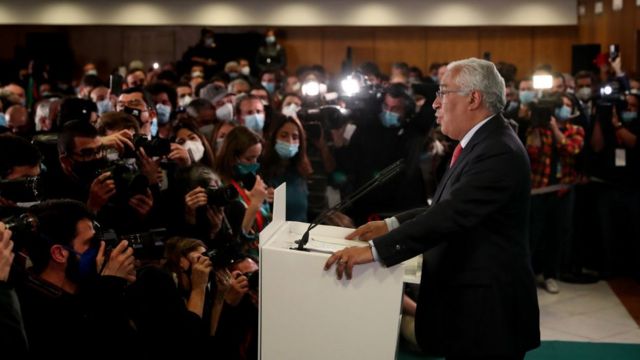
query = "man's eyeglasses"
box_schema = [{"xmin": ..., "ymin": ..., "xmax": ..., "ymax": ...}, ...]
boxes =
[
  {"xmin": 71, "ymin": 145, "xmax": 108, "ymax": 160},
  {"xmin": 436, "ymin": 89, "xmax": 469, "ymax": 98}
]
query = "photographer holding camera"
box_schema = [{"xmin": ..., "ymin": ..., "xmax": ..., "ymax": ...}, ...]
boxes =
[
  {"xmin": 589, "ymin": 91, "xmax": 640, "ymax": 280},
  {"xmin": 16, "ymin": 199, "xmax": 137, "ymax": 359},
  {"xmin": 51, "ymin": 120, "xmax": 155, "ymax": 235},
  {"xmin": 526, "ymin": 93, "xmax": 585, "ymax": 294},
  {"xmin": 126, "ymin": 236, "xmax": 231, "ymax": 357}
]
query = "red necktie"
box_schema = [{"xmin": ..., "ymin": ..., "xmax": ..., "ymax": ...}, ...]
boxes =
[{"xmin": 449, "ymin": 143, "xmax": 463, "ymax": 168}]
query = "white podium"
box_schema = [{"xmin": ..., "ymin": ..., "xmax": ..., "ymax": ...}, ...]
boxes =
[{"xmin": 259, "ymin": 184, "xmax": 405, "ymax": 360}]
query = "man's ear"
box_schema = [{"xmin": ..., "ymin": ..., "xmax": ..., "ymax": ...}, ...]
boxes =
[
  {"xmin": 468, "ymin": 90, "xmax": 483, "ymax": 110},
  {"xmin": 59, "ymin": 154, "xmax": 73, "ymax": 176},
  {"xmin": 50, "ymin": 244, "xmax": 68, "ymax": 264}
]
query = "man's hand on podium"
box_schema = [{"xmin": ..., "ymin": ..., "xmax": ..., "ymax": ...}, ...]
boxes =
[
  {"xmin": 346, "ymin": 220, "xmax": 389, "ymax": 241},
  {"xmin": 324, "ymin": 246, "xmax": 374, "ymax": 280}
]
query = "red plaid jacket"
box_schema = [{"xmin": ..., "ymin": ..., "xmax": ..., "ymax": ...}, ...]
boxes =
[{"xmin": 526, "ymin": 123, "xmax": 585, "ymax": 189}]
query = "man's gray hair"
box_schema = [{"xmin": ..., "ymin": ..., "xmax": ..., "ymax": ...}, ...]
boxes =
[{"xmin": 447, "ymin": 58, "xmax": 506, "ymax": 114}]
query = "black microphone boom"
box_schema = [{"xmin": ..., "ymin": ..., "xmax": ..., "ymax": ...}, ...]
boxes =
[{"xmin": 293, "ymin": 159, "xmax": 405, "ymax": 251}]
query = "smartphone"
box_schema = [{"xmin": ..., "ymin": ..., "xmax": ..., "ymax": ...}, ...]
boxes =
[
  {"xmin": 109, "ymin": 74, "xmax": 123, "ymax": 97},
  {"xmin": 609, "ymin": 44, "xmax": 620, "ymax": 62}
]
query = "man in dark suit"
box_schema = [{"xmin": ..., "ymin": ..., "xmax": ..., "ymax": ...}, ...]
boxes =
[{"xmin": 325, "ymin": 58, "xmax": 540, "ymax": 360}]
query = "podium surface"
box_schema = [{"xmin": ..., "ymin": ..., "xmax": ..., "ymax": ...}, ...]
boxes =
[{"xmin": 259, "ymin": 184, "xmax": 404, "ymax": 360}]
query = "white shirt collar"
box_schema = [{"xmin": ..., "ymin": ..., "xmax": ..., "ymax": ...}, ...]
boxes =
[{"xmin": 459, "ymin": 114, "xmax": 495, "ymax": 149}]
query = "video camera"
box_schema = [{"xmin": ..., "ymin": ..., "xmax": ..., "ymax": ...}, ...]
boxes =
[
  {"xmin": 297, "ymin": 105, "xmax": 350, "ymax": 142},
  {"xmin": 595, "ymin": 81, "xmax": 628, "ymax": 125},
  {"xmin": 530, "ymin": 97, "xmax": 561, "ymax": 128}
]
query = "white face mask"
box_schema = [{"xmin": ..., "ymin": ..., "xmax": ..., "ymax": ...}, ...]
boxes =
[
  {"xmin": 183, "ymin": 139, "xmax": 205, "ymax": 162},
  {"xmin": 216, "ymin": 102, "xmax": 234, "ymax": 122},
  {"xmin": 282, "ymin": 103, "xmax": 301, "ymax": 118},
  {"xmin": 240, "ymin": 66, "xmax": 250, "ymax": 76},
  {"xmin": 179, "ymin": 95, "xmax": 193, "ymax": 107}
]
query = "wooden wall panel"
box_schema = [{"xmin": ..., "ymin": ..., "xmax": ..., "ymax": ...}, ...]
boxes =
[
  {"xmin": 282, "ymin": 27, "xmax": 324, "ymax": 75},
  {"xmin": 425, "ymin": 28, "xmax": 480, "ymax": 70},
  {"xmin": 532, "ymin": 27, "xmax": 578, "ymax": 75},
  {"xmin": 373, "ymin": 27, "xmax": 428, "ymax": 76},
  {"xmin": 479, "ymin": 27, "xmax": 533, "ymax": 77},
  {"xmin": 321, "ymin": 27, "xmax": 375, "ymax": 76}
]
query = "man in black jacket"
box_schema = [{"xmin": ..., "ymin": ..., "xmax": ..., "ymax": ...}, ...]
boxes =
[{"xmin": 325, "ymin": 58, "xmax": 540, "ymax": 360}]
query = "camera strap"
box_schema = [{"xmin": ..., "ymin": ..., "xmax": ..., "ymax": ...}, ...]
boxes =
[{"xmin": 230, "ymin": 180, "xmax": 265, "ymax": 231}]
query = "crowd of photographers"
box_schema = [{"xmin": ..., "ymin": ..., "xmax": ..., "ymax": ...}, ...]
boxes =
[{"xmin": 0, "ymin": 28, "xmax": 639, "ymax": 356}]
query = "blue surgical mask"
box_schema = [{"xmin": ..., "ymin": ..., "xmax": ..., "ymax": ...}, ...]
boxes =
[
  {"xmin": 234, "ymin": 162, "xmax": 260, "ymax": 176},
  {"xmin": 228, "ymin": 72, "xmax": 239, "ymax": 79},
  {"xmin": 555, "ymin": 105, "xmax": 572, "ymax": 121},
  {"xmin": 519, "ymin": 90, "xmax": 536, "ymax": 105},
  {"xmin": 621, "ymin": 111, "xmax": 638, "ymax": 123},
  {"xmin": 150, "ymin": 118, "xmax": 159, "ymax": 137},
  {"xmin": 155, "ymin": 103, "xmax": 171, "ymax": 124},
  {"xmin": 262, "ymin": 82, "xmax": 276, "ymax": 94},
  {"xmin": 0, "ymin": 113, "xmax": 6, "ymax": 127},
  {"xmin": 380, "ymin": 110, "xmax": 401, "ymax": 128},
  {"xmin": 275, "ymin": 140, "xmax": 299, "ymax": 159},
  {"xmin": 96, "ymin": 99, "xmax": 113, "ymax": 115},
  {"xmin": 244, "ymin": 113, "xmax": 265, "ymax": 133},
  {"xmin": 505, "ymin": 100, "xmax": 519, "ymax": 113},
  {"xmin": 266, "ymin": 36, "xmax": 276, "ymax": 44}
]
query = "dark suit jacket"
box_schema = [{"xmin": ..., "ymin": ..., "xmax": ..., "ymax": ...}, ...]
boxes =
[{"xmin": 373, "ymin": 114, "xmax": 540, "ymax": 357}]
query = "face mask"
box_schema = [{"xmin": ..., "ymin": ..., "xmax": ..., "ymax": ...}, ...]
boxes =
[
  {"xmin": 266, "ymin": 36, "xmax": 276, "ymax": 44},
  {"xmin": 155, "ymin": 103, "xmax": 171, "ymax": 125},
  {"xmin": 244, "ymin": 113, "xmax": 265, "ymax": 133},
  {"xmin": 234, "ymin": 162, "xmax": 260, "ymax": 177},
  {"xmin": 228, "ymin": 72, "xmax": 239, "ymax": 79},
  {"xmin": 282, "ymin": 103, "xmax": 301, "ymax": 118},
  {"xmin": 204, "ymin": 37, "xmax": 215, "ymax": 47},
  {"xmin": 576, "ymin": 87, "xmax": 592, "ymax": 102},
  {"xmin": 85, "ymin": 69, "xmax": 98, "ymax": 76},
  {"xmin": 621, "ymin": 111, "xmax": 638, "ymax": 123},
  {"xmin": 0, "ymin": 113, "xmax": 6, "ymax": 127},
  {"xmin": 380, "ymin": 110, "xmax": 401, "ymax": 128},
  {"xmin": 183, "ymin": 139, "xmax": 205, "ymax": 162},
  {"xmin": 291, "ymin": 82, "xmax": 301, "ymax": 92},
  {"xmin": 72, "ymin": 157, "xmax": 109, "ymax": 185},
  {"xmin": 178, "ymin": 95, "xmax": 193, "ymax": 107},
  {"xmin": 262, "ymin": 82, "xmax": 276, "ymax": 94},
  {"xmin": 191, "ymin": 71, "xmax": 204, "ymax": 78},
  {"xmin": 150, "ymin": 118, "xmax": 158, "ymax": 137},
  {"xmin": 216, "ymin": 103, "xmax": 234, "ymax": 122},
  {"xmin": 519, "ymin": 90, "xmax": 536, "ymax": 105},
  {"xmin": 65, "ymin": 246, "xmax": 98, "ymax": 284},
  {"xmin": 241, "ymin": 66, "xmax": 251, "ymax": 76},
  {"xmin": 505, "ymin": 100, "xmax": 519, "ymax": 113},
  {"xmin": 555, "ymin": 105, "xmax": 572, "ymax": 121},
  {"xmin": 275, "ymin": 140, "xmax": 299, "ymax": 159},
  {"xmin": 96, "ymin": 99, "xmax": 113, "ymax": 115}
]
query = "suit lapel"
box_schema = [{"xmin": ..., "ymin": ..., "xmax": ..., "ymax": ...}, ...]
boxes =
[{"xmin": 432, "ymin": 114, "xmax": 506, "ymax": 204}]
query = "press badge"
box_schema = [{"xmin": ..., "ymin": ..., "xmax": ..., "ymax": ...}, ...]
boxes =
[{"xmin": 615, "ymin": 148, "xmax": 626, "ymax": 167}]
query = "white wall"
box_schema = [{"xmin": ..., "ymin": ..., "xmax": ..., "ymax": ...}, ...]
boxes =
[{"xmin": 0, "ymin": 0, "xmax": 577, "ymax": 26}]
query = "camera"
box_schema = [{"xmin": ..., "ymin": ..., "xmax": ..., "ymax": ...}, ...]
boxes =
[
  {"xmin": 530, "ymin": 98, "xmax": 559, "ymax": 128},
  {"xmin": 121, "ymin": 134, "xmax": 172, "ymax": 159},
  {"xmin": 298, "ymin": 105, "xmax": 349, "ymax": 141},
  {"xmin": 100, "ymin": 227, "xmax": 167, "ymax": 260},
  {"xmin": 244, "ymin": 270, "xmax": 259, "ymax": 291},
  {"xmin": 205, "ymin": 184, "xmax": 239, "ymax": 207},
  {"xmin": 102, "ymin": 161, "xmax": 149, "ymax": 202},
  {"xmin": 609, "ymin": 44, "xmax": 620, "ymax": 62},
  {"xmin": 201, "ymin": 247, "xmax": 239, "ymax": 270},
  {"xmin": 0, "ymin": 176, "xmax": 42, "ymax": 204},
  {"xmin": 2, "ymin": 213, "xmax": 38, "ymax": 254}
]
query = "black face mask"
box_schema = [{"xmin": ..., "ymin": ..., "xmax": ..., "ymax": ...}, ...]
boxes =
[{"xmin": 71, "ymin": 158, "xmax": 109, "ymax": 185}]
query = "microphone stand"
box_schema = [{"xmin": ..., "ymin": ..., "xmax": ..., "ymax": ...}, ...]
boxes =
[{"xmin": 293, "ymin": 159, "xmax": 405, "ymax": 251}]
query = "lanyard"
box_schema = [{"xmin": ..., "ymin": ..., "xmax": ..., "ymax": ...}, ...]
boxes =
[{"xmin": 230, "ymin": 179, "xmax": 265, "ymax": 231}]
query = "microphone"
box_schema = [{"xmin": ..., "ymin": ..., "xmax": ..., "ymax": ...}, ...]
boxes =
[{"xmin": 293, "ymin": 159, "xmax": 405, "ymax": 251}]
